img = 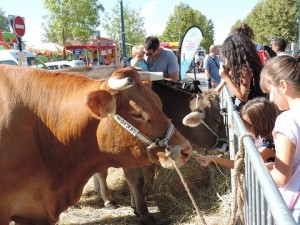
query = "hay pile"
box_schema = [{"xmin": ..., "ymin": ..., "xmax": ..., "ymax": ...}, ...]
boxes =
[
  {"xmin": 59, "ymin": 151, "xmax": 233, "ymax": 225},
  {"xmin": 143, "ymin": 151, "xmax": 232, "ymax": 225}
]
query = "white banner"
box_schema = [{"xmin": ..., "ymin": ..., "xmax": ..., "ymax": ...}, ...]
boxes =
[{"xmin": 180, "ymin": 26, "xmax": 203, "ymax": 80}]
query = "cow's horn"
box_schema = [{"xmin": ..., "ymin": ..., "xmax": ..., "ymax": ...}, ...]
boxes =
[
  {"xmin": 107, "ymin": 77, "xmax": 135, "ymax": 90},
  {"xmin": 138, "ymin": 71, "xmax": 163, "ymax": 81}
]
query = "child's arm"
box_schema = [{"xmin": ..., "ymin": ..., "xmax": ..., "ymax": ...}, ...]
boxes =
[
  {"xmin": 270, "ymin": 133, "xmax": 296, "ymax": 186},
  {"xmin": 195, "ymin": 155, "xmax": 234, "ymax": 169},
  {"xmin": 215, "ymin": 80, "xmax": 226, "ymax": 93},
  {"xmin": 265, "ymin": 162, "xmax": 274, "ymax": 170}
]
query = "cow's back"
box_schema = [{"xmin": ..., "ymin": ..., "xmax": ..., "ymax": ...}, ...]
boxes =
[{"xmin": 0, "ymin": 65, "xmax": 104, "ymax": 224}]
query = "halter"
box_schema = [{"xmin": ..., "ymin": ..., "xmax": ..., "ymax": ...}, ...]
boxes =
[
  {"xmin": 113, "ymin": 114, "xmax": 175, "ymax": 163},
  {"xmin": 194, "ymin": 93, "xmax": 228, "ymax": 149}
]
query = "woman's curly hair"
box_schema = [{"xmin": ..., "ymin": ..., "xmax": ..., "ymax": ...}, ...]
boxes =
[
  {"xmin": 222, "ymin": 33, "xmax": 263, "ymax": 89},
  {"xmin": 231, "ymin": 23, "xmax": 255, "ymax": 40}
]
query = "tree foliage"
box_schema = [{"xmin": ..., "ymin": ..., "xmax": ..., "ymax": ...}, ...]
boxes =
[
  {"xmin": 243, "ymin": 0, "xmax": 298, "ymax": 45},
  {"xmin": 101, "ymin": 2, "xmax": 146, "ymax": 46},
  {"xmin": 43, "ymin": 0, "xmax": 104, "ymax": 45},
  {"xmin": 0, "ymin": 7, "xmax": 10, "ymax": 32},
  {"xmin": 160, "ymin": 3, "xmax": 214, "ymax": 51}
]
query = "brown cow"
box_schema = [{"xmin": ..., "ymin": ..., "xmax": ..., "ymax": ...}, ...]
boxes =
[
  {"xmin": 0, "ymin": 65, "xmax": 192, "ymax": 225},
  {"xmin": 94, "ymin": 85, "xmax": 227, "ymax": 224},
  {"xmin": 63, "ymin": 66, "xmax": 227, "ymax": 224}
]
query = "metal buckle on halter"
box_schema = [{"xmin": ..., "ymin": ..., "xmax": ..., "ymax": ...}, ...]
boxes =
[
  {"xmin": 146, "ymin": 137, "xmax": 173, "ymax": 158},
  {"xmin": 156, "ymin": 138, "xmax": 173, "ymax": 157}
]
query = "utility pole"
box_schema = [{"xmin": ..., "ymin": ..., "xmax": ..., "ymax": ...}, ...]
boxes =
[
  {"xmin": 60, "ymin": 0, "xmax": 66, "ymax": 60},
  {"xmin": 178, "ymin": 4, "xmax": 181, "ymax": 43},
  {"xmin": 120, "ymin": 0, "xmax": 127, "ymax": 66},
  {"xmin": 298, "ymin": 0, "xmax": 300, "ymax": 49}
]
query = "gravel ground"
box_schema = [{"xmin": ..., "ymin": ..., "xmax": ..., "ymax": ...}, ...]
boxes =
[{"xmin": 58, "ymin": 168, "xmax": 172, "ymax": 225}]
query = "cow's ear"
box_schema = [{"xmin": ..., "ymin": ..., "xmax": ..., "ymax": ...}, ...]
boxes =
[
  {"xmin": 182, "ymin": 111, "xmax": 205, "ymax": 127},
  {"xmin": 86, "ymin": 90, "xmax": 116, "ymax": 118}
]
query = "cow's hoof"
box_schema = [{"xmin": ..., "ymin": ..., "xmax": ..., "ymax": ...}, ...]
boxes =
[
  {"xmin": 132, "ymin": 206, "xmax": 138, "ymax": 216},
  {"xmin": 138, "ymin": 214, "xmax": 156, "ymax": 225},
  {"xmin": 104, "ymin": 201, "xmax": 117, "ymax": 209}
]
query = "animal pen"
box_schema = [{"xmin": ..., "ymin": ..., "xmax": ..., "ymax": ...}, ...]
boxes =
[{"xmin": 220, "ymin": 86, "xmax": 296, "ymax": 225}]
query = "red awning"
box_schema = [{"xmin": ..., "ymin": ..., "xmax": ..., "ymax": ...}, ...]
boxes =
[
  {"xmin": 160, "ymin": 42, "xmax": 179, "ymax": 49},
  {"xmin": 65, "ymin": 45, "xmax": 115, "ymax": 50}
]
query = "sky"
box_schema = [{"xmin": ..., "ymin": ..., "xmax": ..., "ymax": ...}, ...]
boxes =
[{"xmin": 1, "ymin": 0, "xmax": 261, "ymax": 47}]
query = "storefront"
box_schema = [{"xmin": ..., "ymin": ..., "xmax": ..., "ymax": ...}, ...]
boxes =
[{"xmin": 65, "ymin": 37, "xmax": 120, "ymax": 65}]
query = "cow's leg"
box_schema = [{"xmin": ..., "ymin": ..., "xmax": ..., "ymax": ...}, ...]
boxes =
[
  {"xmin": 93, "ymin": 171, "xmax": 116, "ymax": 209},
  {"xmin": 123, "ymin": 167, "xmax": 156, "ymax": 224}
]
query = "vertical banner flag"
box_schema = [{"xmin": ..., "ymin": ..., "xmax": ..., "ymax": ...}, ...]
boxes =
[{"xmin": 180, "ymin": 26, "xmax": 203, "ymax": 80}]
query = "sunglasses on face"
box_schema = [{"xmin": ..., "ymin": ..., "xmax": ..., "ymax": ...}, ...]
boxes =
[{"xmin": 145, "ymin": 48, "xmax": 157, "ymax": 56}]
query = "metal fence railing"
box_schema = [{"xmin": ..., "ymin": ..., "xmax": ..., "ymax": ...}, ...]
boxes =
[{"xmin": 220, "ymin": 86, "xmax": 296, "ymax": 225}]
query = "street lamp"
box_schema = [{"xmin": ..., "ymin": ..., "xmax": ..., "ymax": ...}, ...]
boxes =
[
  {"xmin": 298, "ymin": 0, "xmax": 300, "ymax": 49},
  {"xmin": 178, "ymin": 5, "xmax": 181, "ymax": 42},
  {"xmin": 60, "ymin": 0, "xmax": 66, "ymax": 59},
  {"xmin": 120, "ymin": 0, "xmax": 127, "ymax": 66}
]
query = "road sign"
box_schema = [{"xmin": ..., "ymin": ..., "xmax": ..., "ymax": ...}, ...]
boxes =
[
  {"xmin": 73, "ymin": 49, "xmax": 82, "ymax": 55},
  {"xmin": 13, "ymin": 16, "xmax": 26, "ymax": 38}
]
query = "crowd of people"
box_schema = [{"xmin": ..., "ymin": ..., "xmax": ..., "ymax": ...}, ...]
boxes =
[
  {"xmin": 106, "ymin": 30, "xmax": 299, "ymax": 223},
  {"xmin": 201, "ymin": 24, "xmax": 299, "ymax": 224}
]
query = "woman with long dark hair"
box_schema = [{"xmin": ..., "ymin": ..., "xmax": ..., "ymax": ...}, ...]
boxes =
[{"xmin": 216, "ymin": 33, "xmax": 265, "ymax": 107}]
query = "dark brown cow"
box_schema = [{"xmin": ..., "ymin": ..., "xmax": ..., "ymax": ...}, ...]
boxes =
[
  {"xmin": 63, "ymin": 66, "xmax": 227, "ymax": 224},
  {"xmin": 0, "ymin": 65, "xmax": 192, "ymax": 225}
]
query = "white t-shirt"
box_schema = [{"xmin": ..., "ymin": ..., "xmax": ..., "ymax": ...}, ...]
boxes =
[{"xmin": 273, "ymin": 102, "xmax": 300, "ymax": 222}]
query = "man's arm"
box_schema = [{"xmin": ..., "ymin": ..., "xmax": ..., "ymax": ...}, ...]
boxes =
[
  {"xmin": 166, "ymin": 51, "xmax": 180, "ymax": 81},
  {"xmin": 203, "ymin": 56, "xmax": 210, "ymax": 79},
  {"xmin": 165, "ymin": 71, "xmax": 179, "ymax": 81}
]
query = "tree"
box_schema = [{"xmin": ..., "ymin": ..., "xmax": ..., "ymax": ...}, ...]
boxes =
[
  {"xmin": 43, "ymin": 0, "xmax": 104, "ymax": 45},
  {"xmin": 0, "ymin": 7, "xmax": 10, "ymax": 31},
  {"xmin": 101, "ymin": 2, "xmax": 146, "ymax": 49},
  {"xmin": 244, "ymin": 0, "xmax": 298, "ymax": 45},
  {"xmin": 160, "ymin": 3, "xmax": 214, "ymax": 51}
]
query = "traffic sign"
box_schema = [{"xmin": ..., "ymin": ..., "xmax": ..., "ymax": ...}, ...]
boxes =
[{"xmin": 13, "ymin": 16, "xmax": 26, "ymax": 38}]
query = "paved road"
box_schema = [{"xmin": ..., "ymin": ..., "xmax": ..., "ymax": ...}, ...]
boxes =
[{"xmin": 183, "ymin": 71, "xmax": 208, "ymax": 91}]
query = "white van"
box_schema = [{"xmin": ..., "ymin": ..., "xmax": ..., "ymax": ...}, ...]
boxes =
[
  {"xmin": 45, "ymin": 60, "xmax": 84, "ymax": 70},
  {"xmin": 0, "ymin": 50, "xmax": 49, "ymax": 69}
]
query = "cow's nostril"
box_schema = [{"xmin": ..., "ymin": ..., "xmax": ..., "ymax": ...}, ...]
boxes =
[{"xmin": 180, "ymin": 144, "xmax": 192, "ymax": 160}]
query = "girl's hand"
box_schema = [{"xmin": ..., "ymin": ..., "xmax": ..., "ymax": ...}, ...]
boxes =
[
  {"xmin": 195, "ymin": 156, "xmax": 213, "ymax": 167},
  {"xmin": 265, "ymin": 162, "xmax": 275, "ymax": 171}
]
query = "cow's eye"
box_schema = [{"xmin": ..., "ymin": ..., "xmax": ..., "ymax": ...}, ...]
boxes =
[
  {"xmin": 213, "ymin": 119, "xmax": 221, "ymax": 126},
  {"xmin": 131, "ymin": 112, "xmax": 144, "ymax": 120}
]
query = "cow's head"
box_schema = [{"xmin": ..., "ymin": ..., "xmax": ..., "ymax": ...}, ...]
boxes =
[
  {"xmin": 87, "ymin": 67, "xmax": 192, "ymax": 169},
  {"xmin": 182, "ymin": 89, "xmax": 228, "ymax": 152}
]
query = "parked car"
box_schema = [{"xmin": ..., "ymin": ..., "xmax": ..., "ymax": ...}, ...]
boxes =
[
  {"xmin": 0, "ymin": 49, "xmax": 49, "ymax": 69},
  {"xmin": 45, "ymin": 60, "xmax": 84, "ymax": 70}
]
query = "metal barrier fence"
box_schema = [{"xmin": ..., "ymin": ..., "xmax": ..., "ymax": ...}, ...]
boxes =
[{"xmin": 220, "ymin": 86, "xmax": 296, "ymax": 225}]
